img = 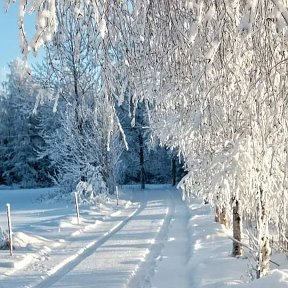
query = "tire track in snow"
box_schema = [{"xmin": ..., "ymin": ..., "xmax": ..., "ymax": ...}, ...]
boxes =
[
  {"xmin": 127, "ymin": 190, "xmax": 175, "ymax": 288},
  {"xmin": 150, "ymin": 195, "xmax": 191, "ymax": 288},
  {"xmin": 31, "ymin": 202, "xmax": 146, "ymax": 288}
]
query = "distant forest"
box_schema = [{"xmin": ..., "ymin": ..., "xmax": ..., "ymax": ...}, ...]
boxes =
[{"xmin": 0, "ymin": 60, "xmax": 184, "ymax": 192}]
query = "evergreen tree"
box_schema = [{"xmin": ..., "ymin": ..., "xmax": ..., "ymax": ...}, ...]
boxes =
[{"xmin": 0, "ymin": 59, "xmax": 52, "ymax": 187}]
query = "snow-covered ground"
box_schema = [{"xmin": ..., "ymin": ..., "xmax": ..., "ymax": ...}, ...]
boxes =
[{"xmin": 0, "ymin": 185, "xmax": 287, "ymax": 287}]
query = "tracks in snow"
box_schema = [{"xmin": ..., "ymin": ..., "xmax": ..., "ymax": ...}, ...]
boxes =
[
  {"xmin": 47, "ymin": 192, "xmax": 172, "ymax": 288},
  {"xmin": 0, "ymin": 188, "xmax": 180, "ymax": 288},
  {"xmin": 31, "ymin": 202, "xmax": 146, "ymax": 288},
  {"xmin": 127, "ymin": 192, "xmax": 175, "ymax": 288},
  {"xmin": 127, "ymin": 190, "xmax": 191, "ymax": 288},
  {"xmin": 150, "ymin": 195, "xmax": 191, "ymax": 288}
]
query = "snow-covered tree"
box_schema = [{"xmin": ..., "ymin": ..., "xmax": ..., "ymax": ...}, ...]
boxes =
[
  {"xmin": 7, "ymin": 0, "xmax": 288, "ymax": 278},
  {"xmin": 116, "ymin": 100, "xmax": 173, "ymax": 187},
  {"xmin": 33, "ymin": 1, "xmax": 124, "ymax": 194},
  {"xmin": 0, "ymin": 59, "xmax": 52, "ymax": 187}
]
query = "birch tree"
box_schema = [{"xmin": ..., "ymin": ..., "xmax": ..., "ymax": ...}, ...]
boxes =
[{"xmin": 33, "ymin": 1, "xmax": 125, "ymax": 194}]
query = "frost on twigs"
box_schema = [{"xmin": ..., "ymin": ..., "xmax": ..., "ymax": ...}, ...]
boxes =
[
  {"xmin": 147, "ymin": 0, "xmax": 288, "ymax": 278},
  {"xmin": 8, "ymin": 0, "xmax": 57, "ymax": 56},
  {"xmin": 9, "ymin": 0, "xmax": 113, "ymax": 56},
  {"xmin": 74, "ymin": 166, "xmax": 109, "ymax": 205}
]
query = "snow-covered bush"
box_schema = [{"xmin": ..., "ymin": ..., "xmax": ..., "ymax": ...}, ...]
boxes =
[
  {"xmin": 74, "ymin": 165, "xmax": 109, "ymax": 205},
  {"xmin": 0, "ymin": 227, "xmax": 11, "ymax": 250}
]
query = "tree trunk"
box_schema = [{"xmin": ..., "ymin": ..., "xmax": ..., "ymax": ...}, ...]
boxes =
[
  {"xmin": 215, "ymin": 206, "xmax": 220, "ymax": 222},
  {"xmin": 138, "ymin": 132, "xmax": 145, "ymax": 190},
  {"xmin": 215, "ymin": 205, "xmax": 228, "ymax": 227},
  {"xmin": 171, "ymin": 153, "xmax": 177, "ymax": 186},
  {"xmin": 232, "ymin": 199, "xmax": 243, "ymax": 256},
  {"xmin": 73, "ymin": 64, "xmax": 86, "ymax": 182},
  {"xmin": 219, "ymin": 207, "xmax": 228, "ymax": 227},
  {"xmin": 256, "ymin": 187, "xmax": 271, "ymax": 278}
]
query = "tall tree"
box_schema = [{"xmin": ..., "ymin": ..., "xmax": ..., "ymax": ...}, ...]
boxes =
[
  {"xmin": 34, "ymin": 1, "xmax": 124, "ymax": 194},
  {"xmin": 0, "ymin": 59, "xmax": 51, "ymax": 187}
]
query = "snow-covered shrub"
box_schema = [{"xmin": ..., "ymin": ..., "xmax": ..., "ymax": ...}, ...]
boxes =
[
  {"xmin": 74, "ymin": 165, "xmax": 109, "ymax": 205},
  {"xmin": 0, "ymin": 227, "xmax": 11, "ymax": 250}
]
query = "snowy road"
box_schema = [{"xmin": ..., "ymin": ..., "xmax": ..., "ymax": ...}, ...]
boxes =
[
  {"xmin": 47, "ymin": 190, "xmax": 171, "ymax": 288},
  {"xmin": 1, "ymin": 186, "xmax": 287, "ymax": 287},
  {"xmin": 150, "ymin": 194, "xmax": 190, "ymax": 288},
  {"xmin": 0, "ymin": 186, "xmax": 191, "ymax": 288}
]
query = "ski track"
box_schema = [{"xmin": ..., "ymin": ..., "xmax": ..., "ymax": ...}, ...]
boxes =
[
  {"xmin": 32, "ymin": 203, "xmax": 146, "ymax": 288},
  {"xmin": 149, "ymin": 192, "xmax": 191, "ymax": 288},
  {"xmin": 47, "ymin": 190, "xmax": 171, "ymax": 288},
  {"xmin": 0, "ymin": 202, "xmax": 143, "ymax": 288},
  {"xmin": 127, "ymin": 190, "xmax": 175, "ymax": 288}
]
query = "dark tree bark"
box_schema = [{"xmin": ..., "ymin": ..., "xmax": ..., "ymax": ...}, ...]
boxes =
[
  {"xmin": 138, "ymin": 131, "xmax": 145, "ymax": 189},
  {"xmin": 232, "ymin": 198, "xmax": 243, "ymax": 256},
  {"xmin": 219, "ymin": 207, "xmax": 228, "ymax": 227},
  {"xmin": 171, "ymin": 153, "xmax": 177, "ymax": 186}
]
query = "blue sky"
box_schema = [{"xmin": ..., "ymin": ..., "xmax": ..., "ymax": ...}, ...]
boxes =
[{"xmin": 0, "ymin": 3, "xmax": 43, "ymax": 81}]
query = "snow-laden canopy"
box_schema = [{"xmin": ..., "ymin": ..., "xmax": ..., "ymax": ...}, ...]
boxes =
[{"xmin": 6, "ymin": 0, "xmax": 288, "ymax": 278}]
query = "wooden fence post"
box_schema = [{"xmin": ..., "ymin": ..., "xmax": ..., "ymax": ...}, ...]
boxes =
[
  {"xmin": 116, "ymin": 186, "xmax": 119, "ymax": 206},
  {"xmin": 74, "ymin": 192, "xmax": 80, "ymax": 225},
  {"xmin": 6, "ymin": 203, "xmax": 13, "ymax": 256}
]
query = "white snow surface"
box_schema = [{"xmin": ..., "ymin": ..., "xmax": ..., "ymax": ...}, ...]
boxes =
[{"xmin": 0, "ymin": 185, "xmax": 287, "ymax": 287}]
